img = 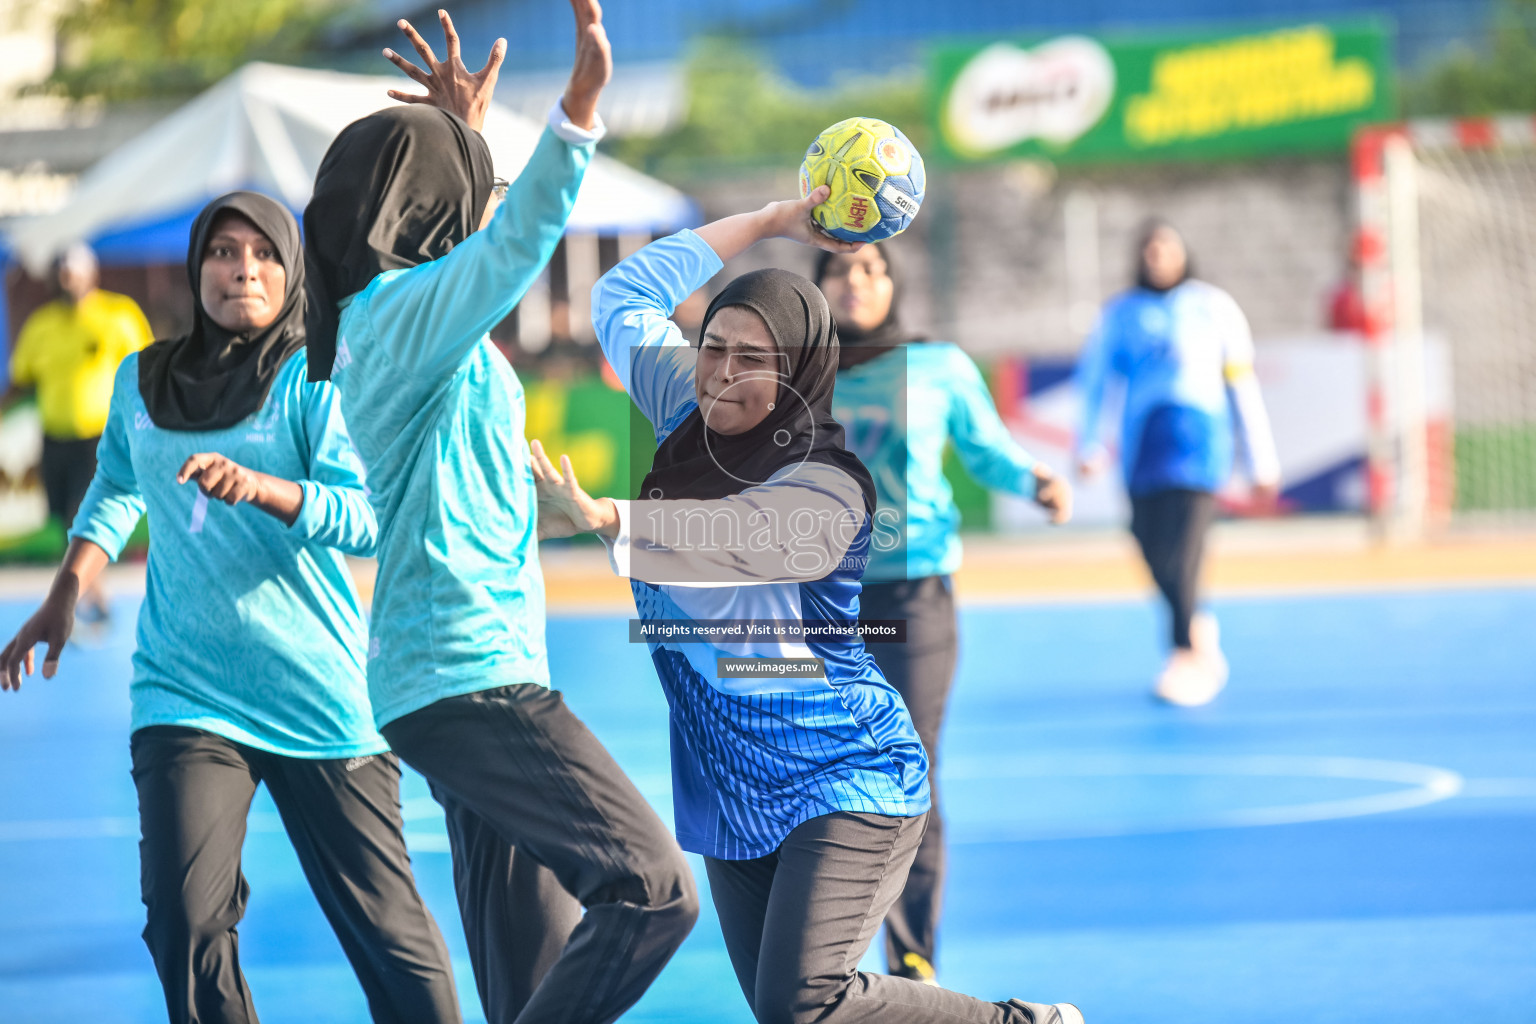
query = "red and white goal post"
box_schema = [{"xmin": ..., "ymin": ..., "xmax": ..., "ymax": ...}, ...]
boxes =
[{"xmin": 1353, "ymin": 115, "xmax": 1536, "ymax": 538}]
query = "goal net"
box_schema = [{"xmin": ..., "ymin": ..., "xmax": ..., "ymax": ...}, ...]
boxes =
[{"xmin": 1357, "ymin": 117, "xmax": 1536, "ymax": 530}]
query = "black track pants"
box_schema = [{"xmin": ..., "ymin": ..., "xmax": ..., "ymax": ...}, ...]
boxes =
[{"xmin": 130, "ymin": 725, "xmax": 460, "ymax": 1024}]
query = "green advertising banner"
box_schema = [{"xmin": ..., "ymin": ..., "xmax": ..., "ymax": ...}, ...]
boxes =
[{"xmin": 930, "ymin": 20, "xmax": 1395, "ymax": 165}]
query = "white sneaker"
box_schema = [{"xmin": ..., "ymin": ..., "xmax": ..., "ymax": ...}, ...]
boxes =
[
  {"xmin": 1189, "ymin": 612, "xmax": 1229, "ymax": 685},
  {"xmin": 1053, "ymin": 1004, "xmax": 1085, "ymax": 1024},
  {"xmin": 1153, "ymin": 648, "xmax": 1226, "ymax": 706}
]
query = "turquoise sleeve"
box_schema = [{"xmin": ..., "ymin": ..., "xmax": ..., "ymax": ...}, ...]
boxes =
[
  {"xmin": 68, "ymin": 363, "xmax": 146, "ymax": 561},
  {"xmin": 287, "ymin": 379, "xmax": 377, "ymax": 557},
  {"xmin": 364, "ymin": 127, "xmax": 593, "ymax": 382},
  {"xmin": 591, "ymin": 229, "xmax": 719, "ymax": 437},
  {"xmin": 945, "ymin": 346, "xmax": 1038, "ymax": 499}
]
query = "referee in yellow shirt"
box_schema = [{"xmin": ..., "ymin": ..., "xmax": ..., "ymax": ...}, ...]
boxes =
[{"xmin": 3, "ymin": 243, "xmax": 152, "ymax": 621}]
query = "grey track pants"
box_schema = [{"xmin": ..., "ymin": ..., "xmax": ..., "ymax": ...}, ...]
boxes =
[
  {"xmin": 705, "ymin": 811, "xmax": 1062, "ymax": 1024},
  {"xmin": 130, "ymin": 725, "xmax": 460, "ymax": 1024},
  {"xmin": 381, "ymin": 683, "xmax": 699, "ymax": 1024}
]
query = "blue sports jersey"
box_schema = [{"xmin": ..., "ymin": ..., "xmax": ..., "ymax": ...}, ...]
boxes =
[
  {"xmin": 1075, "ymin": 280, "xmax": 1278, "ymax": 497},
  {"xmin": 592, "ymin": 230, "xmax": 930, "ymax": 860},
  {"xmin": 71, "ymin": 351, "xmax": 384, "ymax": 758},
  {"xmin": 833, "ymin": 342, "xmax": 1038, "ymax": 581}
]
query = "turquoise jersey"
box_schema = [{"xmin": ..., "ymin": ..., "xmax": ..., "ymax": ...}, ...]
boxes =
[
  {"xmin": 329, "ymin": 125, "xmax": 592, "ymax": 727},
  {"xmin": 832, "ymin": 342, "xmax": 1038, "ymax": 582},
  {"xmin": 70, "ymin": 351, "xmax": 383, "ymax": 759}
]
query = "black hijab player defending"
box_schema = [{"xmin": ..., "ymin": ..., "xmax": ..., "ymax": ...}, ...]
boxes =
[{"xmin": 301, "ymin": 7, "xmax": 696, "ymax": 1023}]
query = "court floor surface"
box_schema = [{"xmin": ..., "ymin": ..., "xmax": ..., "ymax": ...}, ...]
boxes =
[{"xmin": 2, "ymin": 583, "xmax": 1533, "ymax": 1023}]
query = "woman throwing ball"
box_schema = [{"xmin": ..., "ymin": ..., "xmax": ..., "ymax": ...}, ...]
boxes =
[
  {"xmin": 532, "ymin": 190, "xmax": 1084, "ymax": 1024},
  {"xmin": 0, "ymin": 192, "xmax": 459, "ymax": 1024}
]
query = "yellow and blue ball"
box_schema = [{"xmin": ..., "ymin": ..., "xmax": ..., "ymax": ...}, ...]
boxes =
[{"xmin": 799, "ymin": 117, "xmax": 925, "ymax": 243}]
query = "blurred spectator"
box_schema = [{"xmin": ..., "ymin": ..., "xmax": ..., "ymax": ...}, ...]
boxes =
[
  {"xmin": 2, "ymin": 243, "xmax": 153, "ymax": 622},
  {"xmin": 1326, "ymin": 245, "xmax": 1368, "ymax": 332}
]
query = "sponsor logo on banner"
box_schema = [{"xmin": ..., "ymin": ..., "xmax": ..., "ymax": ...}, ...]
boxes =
[{"xmin": 943, "ymin": 37, "xmax": 1116, "ymax": 157}]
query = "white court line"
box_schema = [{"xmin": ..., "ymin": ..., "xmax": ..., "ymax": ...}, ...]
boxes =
[
  {"xmin": 939, "ymin": 754, "xmax": 1467, "ymax": 844},
  {"xmin": 0, "ymin": 757, "xmax": 1502, "ymax": 846}
]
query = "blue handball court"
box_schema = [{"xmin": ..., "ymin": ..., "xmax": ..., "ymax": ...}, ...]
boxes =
[{"xmin": 2, "ymin": 579, "xmax": 1534, "ymax": 1022}]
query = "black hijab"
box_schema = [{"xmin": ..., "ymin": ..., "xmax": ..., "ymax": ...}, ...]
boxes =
[
  {"xmin": 137, "ymin": 191, "xmax": 306, "ymax": 432},
  {"xmin": 303, "ymin": 104, "xmax": 494, "ymax": 381},
  {"xmin": 639, "ymin": 268, "xmax": 877, "ymax": 513},
  {"xmin": 813, "ymin": 244, "xmax": 926, "ymax": 371},
  {"xmin": 1134, "ymin": 218, "xmax": 1195, "ymax": 293}
]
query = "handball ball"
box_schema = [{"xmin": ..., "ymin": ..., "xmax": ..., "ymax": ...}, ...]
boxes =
[{"xmin": 799, "ymin": 117, "xmax": 926, "ymax": 242}]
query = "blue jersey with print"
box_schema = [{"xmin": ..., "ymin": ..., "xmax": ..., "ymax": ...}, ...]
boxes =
[
  {"xmin": 1075, "ymin": 281, "xmax": 1255, "ymax": 497},
  {"xmin": 593, "ymin": 230, "xmax": 930, "ymax": 859},
  {"xmin": 71, "ymin": 351, "xmax": 384, "ymax": 758}
]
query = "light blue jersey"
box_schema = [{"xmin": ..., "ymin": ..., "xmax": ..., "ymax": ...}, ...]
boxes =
[
  {"xmin": 833, "ymin": 342, "xmax": 1038, "ymax": 581},
  {"xmin": 71, "ymin": 351, "xmax": 383, "ymax": 758},
  {"xmin": 329, "ymin": 124, "xmax": 593, "ymax": 728},
  {"xmin": 593, "ymin": 231, "xmax": 930, "ymax": 860},
  {"xmin": 1076, "ymin": 281, "xmax": 1279, "ymax": 497}
]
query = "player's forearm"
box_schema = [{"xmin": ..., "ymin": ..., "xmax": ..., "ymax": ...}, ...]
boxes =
[
  {"xmin": 50, "ymin": 539, "xmax": 110, "ymax": 608},
  {"xmin": 693, "ymin": 207, "xmax": 781, "ymax": 265},
  {"xmin": 249, "ymin": 473, "xmax": 305, "ymax": 527}
]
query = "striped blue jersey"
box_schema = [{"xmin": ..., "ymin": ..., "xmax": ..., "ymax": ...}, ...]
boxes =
[{"xmin": 592, "ymin": 230, "xmax": 930, "ymax": 859}]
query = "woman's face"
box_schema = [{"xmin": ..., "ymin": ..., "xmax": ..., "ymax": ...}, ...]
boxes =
[
  {"xmin": 818, "ymin": 247, "xmax": 894, "ymax": 333},
  {"xmin": 696, "ymin": 306, "xmax": 784, "ymax": 436},
  {"xmin": 1142, "ymin": 227, "xmax": 1187, "ymax": 290},
  {"xmin": 199, "ymin": 212, "xmax": 286, "ymax": 332}
]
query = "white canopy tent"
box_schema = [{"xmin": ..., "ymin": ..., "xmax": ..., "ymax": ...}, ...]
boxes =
[{"xmin": 4, "ymin": 61, "xmax": 697, "ymax": 275}]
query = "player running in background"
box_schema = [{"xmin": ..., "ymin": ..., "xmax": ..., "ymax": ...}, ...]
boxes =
[
  {"xmin": 816, "ymin": 243, "xmax": 1072, "ymax": 986},
  {"xmin": 303, "ymin": 6, "xmax": 697, "ymax": 1022},
  {"xmin": 0, "ymin": 192, "xmax": 459, "ymax": 1024},
  {"xmin": 532, "ymin": 194, "xmax": 1084, "ymax": 1024},
  {"xmin": 1075, "ymin": 219, "xmax": 1280, "ymax": 707}
]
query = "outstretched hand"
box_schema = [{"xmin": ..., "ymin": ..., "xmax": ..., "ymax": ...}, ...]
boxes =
[
  {"xmin": 530, "ymin": 440, "xmax": 619, "ymax": 540},
  {"xmin": 561, "ymin": 0, "xmax": 612, "ymax": 131},
  {"xmin": 384, "ymin": 9, "xmax": 506, "ymax": 132}
]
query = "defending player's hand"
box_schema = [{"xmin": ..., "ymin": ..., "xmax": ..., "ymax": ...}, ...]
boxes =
[
  {"xmin": 178, "ymin": 453, "xmax": 263, "ymax": 507},
  {"xmin": 529, "ymin": 439, "xmax": 619, "ymax": 540},
  {"xmin": 1033, "ymin": 464, "xmax": 1073, "ymax": 525},
  {"xmin": 384, "ymin": 9, "xmax": 507, "ymax": 132},
  {"xmin": 0, "ymin": 593, "xmax": 73, "ymax": 690},
  {"xmin": 562, "ymin": 0, "xmax": 612, "ymax": 131}
]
